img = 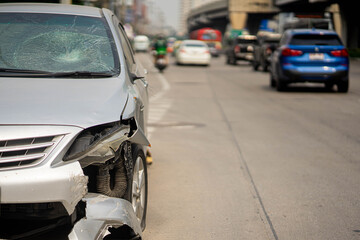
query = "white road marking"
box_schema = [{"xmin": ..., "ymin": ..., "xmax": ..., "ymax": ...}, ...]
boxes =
[
  {"xmin": 143, "ymin": 54, "xmax": 172, "ymax": 139},
  {"xmin": 150, "ymin": 73, "xmax": 170, "ymax": 102}
]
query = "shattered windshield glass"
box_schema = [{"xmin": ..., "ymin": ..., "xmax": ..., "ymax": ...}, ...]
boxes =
[{"xmin": 0, "ymin": 13, "xmax": 118, "ymax": 75}]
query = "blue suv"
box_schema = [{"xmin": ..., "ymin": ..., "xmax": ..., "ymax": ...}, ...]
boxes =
[{"xmin": 270, "ymin": 29, "xmax": 349, "ymax": 92}]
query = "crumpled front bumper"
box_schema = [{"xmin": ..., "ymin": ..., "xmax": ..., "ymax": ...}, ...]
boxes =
[
  {"xmin": 0, "ymin": 123, "xmax": 146, "ymax": 238},
  {"xmin": 69, "ymin": 193, "xmax": 142, "ymax": 240},
  {"xmin": 0, "ymin": 160, "xmax": 87, "ymax": 216}
]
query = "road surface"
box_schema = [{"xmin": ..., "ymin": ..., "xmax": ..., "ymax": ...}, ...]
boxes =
[{"xmin": 138, "ymin": 53, "xmax": 360, "ymax": 240}]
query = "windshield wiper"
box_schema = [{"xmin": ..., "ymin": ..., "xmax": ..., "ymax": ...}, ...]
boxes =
[
  {"xmin": 50, "ymin": 71, "xmax": 116, "ymax": 78},
  {"xmin": 0, "ymin": 68, "xmax": 52, "ymax": 75},
  {"xmin": 0, "ymin": 68, "xmax": 116, "ymax": 78}
]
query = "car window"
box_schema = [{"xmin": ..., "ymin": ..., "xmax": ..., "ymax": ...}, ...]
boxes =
[
  {"xmin": 184, "ymin": 43, "xmax": 206, "ymax": 48},
  {"xmin": 290, "ymin": 34, "xmax": 342, "ymax": 45},
  {"xmin": 236, "ymin": 39, "xmax": 257, "ymax": 44},
  {"xmin": 265, "ymin": 39, "xmax": 280, "ymax": 44},
  {"xmin": 0, "ymin": 13, "xmax": 118, "ymax": 74},
  {"xmin": 112, "ymin": 17, "xmax": 135, "ymax": 71}
]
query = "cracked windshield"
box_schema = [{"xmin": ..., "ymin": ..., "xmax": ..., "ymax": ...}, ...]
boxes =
[
  {"xmin": 0, "ymin": 13, "xmax": 116, "ymax": 73},
  {"xmin": 0, "ymin": 0, "xmax": 359, "ymax": 240}
]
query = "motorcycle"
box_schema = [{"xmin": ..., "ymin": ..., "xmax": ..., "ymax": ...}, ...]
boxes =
[{"xmin": 152, "ymin": 50, "xmax": 168, "ymax": 73}]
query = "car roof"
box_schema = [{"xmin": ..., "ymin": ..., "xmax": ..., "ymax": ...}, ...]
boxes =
[
  {"xmin": 0, "ymin": 3, "xmax": 102, "ymax": 18},
  {"xmin": 285, "ymin": 28, "xmax": 338, "ymax": 36}
]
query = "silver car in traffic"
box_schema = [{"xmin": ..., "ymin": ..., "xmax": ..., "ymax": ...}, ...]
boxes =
[{"xmin": 0, "ymin": 3, "xmax": 149, "ymax": 239}]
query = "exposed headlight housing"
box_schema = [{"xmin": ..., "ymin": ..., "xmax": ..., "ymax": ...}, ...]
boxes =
[{"xmin": 64, "ymin": 121, "xmax": 130, "ymax": 168}]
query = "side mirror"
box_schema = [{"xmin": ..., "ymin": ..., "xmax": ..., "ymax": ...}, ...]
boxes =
[{"xmin": 130, "ymin": 73, "xmax": 144, "ymax": 81}]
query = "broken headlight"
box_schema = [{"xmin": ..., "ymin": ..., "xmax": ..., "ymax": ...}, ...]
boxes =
[{"xmin": 64, "ymin": 121, "xmax": 130, "ymax": 168}]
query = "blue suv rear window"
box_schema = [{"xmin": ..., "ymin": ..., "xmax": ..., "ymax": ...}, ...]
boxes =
[{"xmin": 290, "ymin": 34, "xmax": 342, "ymax": 46}]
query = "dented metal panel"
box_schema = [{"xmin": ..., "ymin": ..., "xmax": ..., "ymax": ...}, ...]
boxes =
[
  {"xmin": 65, "ymin": 125, "xmax": 131, "ymax": 168},
  {"xmin": 69, "ymin": 194, "xmax": 142, "ymax": 240}
]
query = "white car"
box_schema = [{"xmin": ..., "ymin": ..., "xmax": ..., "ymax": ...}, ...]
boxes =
[
  {"xmin": 175, "ymin": 40, "xmax": 211, "ymax": 66},
  {"xmin": 133, "ymin": 35, "xmax": 150, "ymax": 52}
]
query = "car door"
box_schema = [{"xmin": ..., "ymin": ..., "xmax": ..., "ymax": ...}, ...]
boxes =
[{"xmin": 112, "ymin": 16, "xmax": 149, "ymax": 134}]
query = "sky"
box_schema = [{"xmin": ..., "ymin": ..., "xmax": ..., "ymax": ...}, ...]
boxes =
[{"xmin": 151, "ymin": 0, "xmax": 180, "ymax": 30}]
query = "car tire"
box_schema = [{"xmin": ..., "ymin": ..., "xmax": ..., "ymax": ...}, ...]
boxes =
[
  {"xmin": 337, "ymin": 80, "xmax": 349, "ymax": 93},
  {"xmin": 96, "ymin": 152, "xmax": 128, "ymax": 199},
  {"xmin": 270, "ymin": 75, "xmax": 276, "ymax": 88},
  {"xmin": 231, "ymin": 57, "xmax": 237, "ymax": 65},
  {"xmin": 261, "ymin": 59, "xmax": 268, "ymax": 72},
  {"xmin": 324, "ymin": 82, "xmax": 334, "ymax": 91},
  {"xmin": 129, "ymin": 145, "xmax": 148, "ymax": 231},
  {"xmin": 276, "ymin": 78, "xmax": 286, "ymax": 91},
  {"xmin": 253, "ymin": 61, "xmax": 259, "ymax": 71},
  {"xmin": 226, "ymin": 56, "xmax": 230, "ymax": 65}
]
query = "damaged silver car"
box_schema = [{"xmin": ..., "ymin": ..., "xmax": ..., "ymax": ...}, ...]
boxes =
[{"xmin": 0, "ymin": 3, "xmax": 149, "ymax": 239}]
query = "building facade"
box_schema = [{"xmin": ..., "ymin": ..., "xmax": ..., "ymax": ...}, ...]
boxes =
[{"xmin": 228, "ymin": 0, "xmax": 278, "ymax": 31}]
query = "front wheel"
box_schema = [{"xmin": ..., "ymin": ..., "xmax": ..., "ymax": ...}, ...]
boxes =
[
  {"xmin": 130, "ymin": 145, "xmax": 148, "ymax": 231},
  {"xmin": 226, "ymin": 56, "xmax": 230, "ymax": 65},
  {"xmin": 261, "ymin": 58, "xmax": 268, "ymax": 72},
  {"xmin": 252, "ymin": 61, "xmax": 259, "ymax": 71},
  {"xmin": 270, "ymin": 74, "xmax": 276, "ymax": 88}
]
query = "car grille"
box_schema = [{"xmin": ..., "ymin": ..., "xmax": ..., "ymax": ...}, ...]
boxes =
[{"xmin": 0, "ymin": 135, "xmax": 62, "ymax": 170}]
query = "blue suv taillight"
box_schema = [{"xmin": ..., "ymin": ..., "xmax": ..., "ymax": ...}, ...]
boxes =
[
  {"xmin": 330, "ymin": 49, "xmax": 348, "ymax": 57},
  {"xmin": 281, "ymin": 48, "xmax": 303, "ymax": 56}
]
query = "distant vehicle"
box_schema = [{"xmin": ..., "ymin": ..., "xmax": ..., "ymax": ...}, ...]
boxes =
[
  {"xmin": 190, "ymin": 28, "xmax": 222, "ymax": 56},
  {"xmin": 270, "ymin": 29, "xmax": 349, "ymax": 92},
  {"xmin": 206, "ymin": 42, "xmax": 220, "ymax": 57},
  {"xmin": 175, "ymin": 40, "xmax": 211, "ymax": 66},
  {"xmin": 133, "ymin": 35, "xmax": 150, "ymax": 52},
  {"xmin": 172, "ymin": 40, "xmax": 182, "ymax": 56},
  {"xmin": 253, "ymin": 32, "xmax": 281, "ymax": 71},
  {"xmin": 259, "ymin": 19, "xmax": 278, "ymax": 32},
  {"xmin": 225, "ymin": 35, "xmax": 257, "ymax": 65},
  {"xmin": 167, "ymin": 37, "xmax": 176, "ymax": 53}
]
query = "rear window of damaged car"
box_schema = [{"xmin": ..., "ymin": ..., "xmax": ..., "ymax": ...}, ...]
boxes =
[
  {"xmin": 0, "ymin": 13, "xmax": 119, "ymax": 74},
  {"xmin": 290, "ymin": 34, "xmax": 342, "ymax": 46},
  {"xmin": 184, "ymin": 43, "xmax": 206, "ymax": 48}
]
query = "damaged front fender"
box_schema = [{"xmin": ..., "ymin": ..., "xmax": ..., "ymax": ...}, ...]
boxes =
[
  {"xmin": 64, "ymin": 124, "xmax": 131, "ymax": 168},
  {"xmin": 64, "ymin": 119, "xmax": 150, "ymax": 168}
]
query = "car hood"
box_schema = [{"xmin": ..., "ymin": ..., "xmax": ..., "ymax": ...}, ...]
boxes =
[{"xmin": 0, "ymin": 76, "xmax": 129, "ymax": 128}]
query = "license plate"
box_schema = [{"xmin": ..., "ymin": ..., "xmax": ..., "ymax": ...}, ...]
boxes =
[{"xmin": 309, "ymin": 53, "xmax": 324, "ymax": 60}]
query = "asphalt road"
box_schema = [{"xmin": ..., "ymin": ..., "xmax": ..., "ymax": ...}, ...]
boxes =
[{"xmin": 138, "ymin": 53, "xmax": 360, "ymax": 240}]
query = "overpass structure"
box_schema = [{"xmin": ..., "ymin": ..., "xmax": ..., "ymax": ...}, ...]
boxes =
[
  {"xmin": 187, "ymin": 0, "xmax": 279, "ymax": 36},
  {"xmin": 187, "ymin": 1, "xmax": 228, "ymax": 35},
  {"xmin": 186, "ymin": 0, "xmax": 359, "ymax": 49}
]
